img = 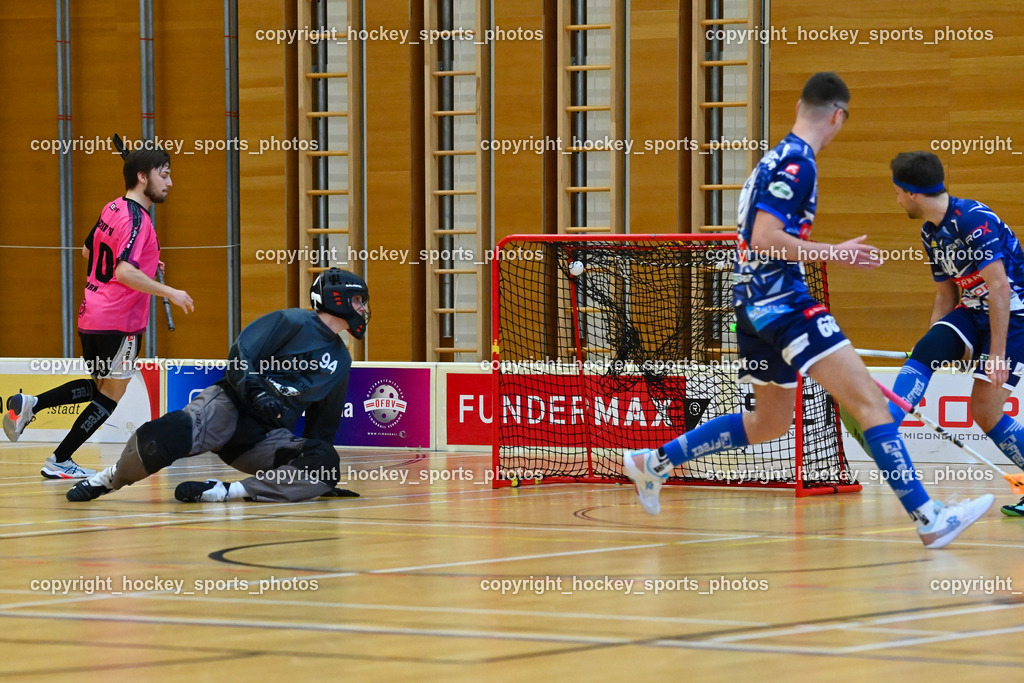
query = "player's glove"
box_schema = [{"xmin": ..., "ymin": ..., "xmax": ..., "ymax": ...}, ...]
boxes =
[{"xmin": 246, "ymin": 383, "xmax": 285, "ymax": 426}]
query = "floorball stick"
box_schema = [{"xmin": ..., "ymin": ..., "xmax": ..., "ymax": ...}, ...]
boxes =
[
  {"xmin": 856, "ymin": 348, "xmax": 911, "ymax": 360},
  {"xmin": 155, "ymin": 269, "xmax": 175, "ymax": 331},
  {"xmin": 873, "ymin": 379, "xmax": 1024, "ymax": 494}
]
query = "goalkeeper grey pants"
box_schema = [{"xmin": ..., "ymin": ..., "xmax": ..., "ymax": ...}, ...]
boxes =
[{"xmin": 135, "ymin": 384, "xmax": 340, "ymax": 502}]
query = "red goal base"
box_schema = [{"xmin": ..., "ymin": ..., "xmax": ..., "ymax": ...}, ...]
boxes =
[{"xmin": 490, "ymin": 473, "xmax": 863, "ymax": 497}]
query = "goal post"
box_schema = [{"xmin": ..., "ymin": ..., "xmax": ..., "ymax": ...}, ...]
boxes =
[{"xmin": 490, "ymin": 233, "xmax": 861, "ymax": 496}]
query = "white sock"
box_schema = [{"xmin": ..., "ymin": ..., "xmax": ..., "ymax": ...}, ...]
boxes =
[
  {"xmin": 90, "ymin": 466, "xmax": 115, "ymax": 489},
  {"xmin": 197, "ymin": 481, "xmax": 227, "ymax": 502},
  {"xmin": 226, "ymin": 482, "xmax": 248, "ymax": 500},
  {"xmin": 912, "ymin": 499, "xmax": 937, "ymax": 526}
]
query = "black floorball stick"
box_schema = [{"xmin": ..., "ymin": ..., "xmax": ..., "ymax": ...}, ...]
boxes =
[{"xmin": 112, "ymin": 133, "xmax": 174, "ymax": 331}]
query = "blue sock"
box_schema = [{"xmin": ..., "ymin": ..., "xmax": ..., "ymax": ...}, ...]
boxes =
[
  {"xmin": 863, "ymin": 422, "xmax": 931, "ymax": 515},
  {"xmin": 985, "ymin": 414, "xmax": 1024, "ymax": 471},
  {"xmin": 661, "ymin": 413, "xmax": 749, "ymax": 466},
  {"xmin": 889, "ymin": 359, "xmax": 932, "ymax": 422}
]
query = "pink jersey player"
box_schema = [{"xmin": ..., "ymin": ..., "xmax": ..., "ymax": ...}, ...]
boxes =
[
  {"xmin": 78, "ymin": 197, "xmax": 161, "ymax": 335},
  {"xmin": 4, "ymin": 145, "xmax": 192, "ymax": 481}
]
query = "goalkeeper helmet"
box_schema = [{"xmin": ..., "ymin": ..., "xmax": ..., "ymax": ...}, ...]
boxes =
[{"xmin": 310, "ymin": 268, "xmax": 370, "ymax": 339}]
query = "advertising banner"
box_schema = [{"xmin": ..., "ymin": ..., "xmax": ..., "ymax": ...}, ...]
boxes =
[{"xmin": 0, "ymin": 358, "xmax": 160, "ymax": 443}]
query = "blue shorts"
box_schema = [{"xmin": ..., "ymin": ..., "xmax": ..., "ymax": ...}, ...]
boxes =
[
  {"xmin": 934, "ymin": 306, "xmax": 1024, "ymax": 390},
  {"xmin": 735, "ymin": 300, "xmax": 851, "ymax": 388}
]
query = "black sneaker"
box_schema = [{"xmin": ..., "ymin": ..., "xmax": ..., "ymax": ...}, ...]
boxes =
[
  {"xmin": 319, "ymin": 488, "xmax": 360, "ymax": 498},
  {"xmin": 66, "ymin": 467, "xmax": 114, "ymax": 502},
  {"xmin": 1001, "ymin": 497, "xmax": 1024, "ymax": 517},
  {"xmin": 175, "ymin": 479, "xmax": 227, "ymax": 503},
  {"xmin": 66, "ymin": 480, "xmax": 112, "ymax": 502}
]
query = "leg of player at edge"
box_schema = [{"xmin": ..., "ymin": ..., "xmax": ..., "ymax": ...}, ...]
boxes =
[
  {"xmin": 624, "ymin": 344, "xmax": 994, "ymax": 549},
  {"xmin": 884, "ymin": 332, "xmax": 1024, "ymax": 517}
]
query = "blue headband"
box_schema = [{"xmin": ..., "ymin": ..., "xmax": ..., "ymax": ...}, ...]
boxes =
[{"xmin": 893, "ymin": 177, "xmax": 945, "ymax": 194}]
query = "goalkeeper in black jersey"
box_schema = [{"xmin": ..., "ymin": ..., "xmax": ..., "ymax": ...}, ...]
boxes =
[{"xmin": 67, "ymin": 268, "xmax": 369, "ymax": 503}]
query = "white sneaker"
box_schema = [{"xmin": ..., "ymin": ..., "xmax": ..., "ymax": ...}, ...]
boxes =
[
  {"xmin": 3, "ymin": 393, "xmax": 36, "ymax": 442},
  {"xmin": 623, "ymin": 449, "xmax": 669, "ymax": 515},
  {"xmin": 917, "ymin": 495, "xmax": 995, "ymax": 549},
  {"xmin": 41, "ymin": 455, "xmax": 96, "ymax": 480}
]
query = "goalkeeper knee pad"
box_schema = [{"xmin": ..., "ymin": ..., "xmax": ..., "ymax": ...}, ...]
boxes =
[
  {"xmin": 272, "ymin": 439, "xmax": 340, "ymax": 487},
  {"xmin": 135, "ymin": 411, "xmax": 194, "ymax": 474}
]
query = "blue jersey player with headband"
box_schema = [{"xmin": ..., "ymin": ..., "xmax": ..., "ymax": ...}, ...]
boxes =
[
  {"xmin": 623, "ymin": 73, "xmax": 994, "ymax": 548},
  {"xmin": 888, "ymin": 150, "xmax": 1024, "ymax": 517}
]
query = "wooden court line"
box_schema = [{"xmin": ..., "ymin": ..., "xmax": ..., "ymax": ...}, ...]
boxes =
[
  {"xmin": 1, "ymin": 534, "xmax": 765, "ymax": 622},
  {"xmin": 0, "ymin": 634, "xmax": 489, "ymax": 671},
  {"xmin": 296, "ymin": 534, "xmax": 762, "ymax": 581},
  {"xmin": 843, "ymin": 626, "xmax": 947, "ymax": 635},
  {"xmin": 0, "ymin": 590, "xmax": 767, "ymax": 628},
  {"xmin": 649, "ymin": 622, "xmax": 1024, "ymax": 658},
  {"xmin": 0, "ymin": 477, "xmax": 605, "ymax": 527},
  {"xmin": 244, "ymin": 513, "xmax": 775, "ymax": 538},
  {"xmin": 3, "ymin": 473, "xmax": 1021, "ymax": 552},
  {"xmin": 0, "ymin": 496, "xmax": 631, "ymax": 542},
  {"xmin": 4, "ymin": 496, "xmax": 1022, "ymax": 550},
  {"xmin": 706, "ymin": 601, "xmax": 1022, "ymax": 644},
  {"xmin": 0, "ymin": 484, "xmax": 634, "ymax": 536},
  {"xmin": 4, "ymin": 605, "xmax": 1023, "ymax": 664},
  {"xmin": 0, "ymin": 590, "xmax": 156, "ymax": 611},
  {"xmin": 0, "ymin": 481, "xmax": 668, "ymax": 535},
  {"xmin": 842, "ymin": 623, "xmax": 1024, "ymax": 654},
  {"xmin": 648, "ymin": 600, "xmax": 1024, "ymax": 657},
  {"xmin": 253, "ymin": 513, "xmax": 1024, "ymax": 550},
  {"xmin": 0, "ymin": 609, "xmax": 635, "ymax": 646},
  {"xmin": 4, "ymin": 520, "xmax": 1021, "ymax": 663}
]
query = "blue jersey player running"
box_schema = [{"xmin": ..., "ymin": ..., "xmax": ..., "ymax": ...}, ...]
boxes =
[
  {"xmin": 887, "ymin": 150, "xmax": 1024, "ymax": 517},
  {"xmin": 623, "ymin": 72, "xmax": 994, "ymax": 548}
]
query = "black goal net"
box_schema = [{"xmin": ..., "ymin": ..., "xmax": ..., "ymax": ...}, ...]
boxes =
[{"xmin": 491, "ymin": 234, "xmax": 859, "ymax": 496}]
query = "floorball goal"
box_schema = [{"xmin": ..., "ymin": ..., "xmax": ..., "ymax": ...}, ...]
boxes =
[{"xmin": 490, "ymin": 234, "xmax": 860, "ymax": 496}]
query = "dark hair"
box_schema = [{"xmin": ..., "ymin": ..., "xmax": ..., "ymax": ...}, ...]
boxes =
[
  {"xmin": 890, "ymin": 151, "xmax": 946, "ymax": 196},
  {"xmin": 123, "ymin": 147, "xmax": 171, "ymax": 190},
  {"xmin": 801, "ymin": 72, "xmax": 850, "ymax": 108}
]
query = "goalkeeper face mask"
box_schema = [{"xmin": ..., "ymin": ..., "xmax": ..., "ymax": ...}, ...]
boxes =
[{"xmin": 310, "ymin": 268, "xmax": 371, "ymax": 339}]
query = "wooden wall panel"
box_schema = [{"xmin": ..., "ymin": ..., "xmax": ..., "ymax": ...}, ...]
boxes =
[
  {"xmin": 151, "ymin": 2, "xmax": 229, "ymax": 358},
  {"xmin": 363, "ymin": 3, "xmax": 417, "ymax": 361},
  {"xmin": 769, "ymin": 0, "xmax": 1024, "ymax": 353},
  {"xmin": 69, "ymin": 6, "xmax": 142, "ymax": 358},
  {"xmin": 9, "ymin": 1, "xmax": 1018, "ymax": 364},
  {"xmin": 492, "ymin": 2, "xmax": 547, "ymax": 243},
  {"xmin": 0, "ymin": 1, "xmax": 231, "ymax": 359},
  {"xmin": 628, "ymin": 1, "xmax": 680, "ymax": 233},
  {"xmin": 239, "ymin": 0, "xmax": 298, "ymax": 328},
  {"xmin": 0, "ymin": 4, "xmax": 62, "ymax": 357}
]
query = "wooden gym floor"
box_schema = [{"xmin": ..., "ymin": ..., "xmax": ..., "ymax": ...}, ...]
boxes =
[{"xmin": 1, "ymin": 442, "xmax": 1023, "ymax": 680}]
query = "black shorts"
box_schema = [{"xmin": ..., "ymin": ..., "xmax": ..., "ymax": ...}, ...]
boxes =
[{"xmin": 79, "ymin": 332, "xmax": 140, "ymax": 380}]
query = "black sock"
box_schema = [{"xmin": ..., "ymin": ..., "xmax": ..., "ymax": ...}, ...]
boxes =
[
  {"xmin": 34, "ymin": 379, "xmax": 96, "ymax": 412},
  {"xmin": 53, "ymin": 393, "xmax": 118, "ymax": 463}
]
